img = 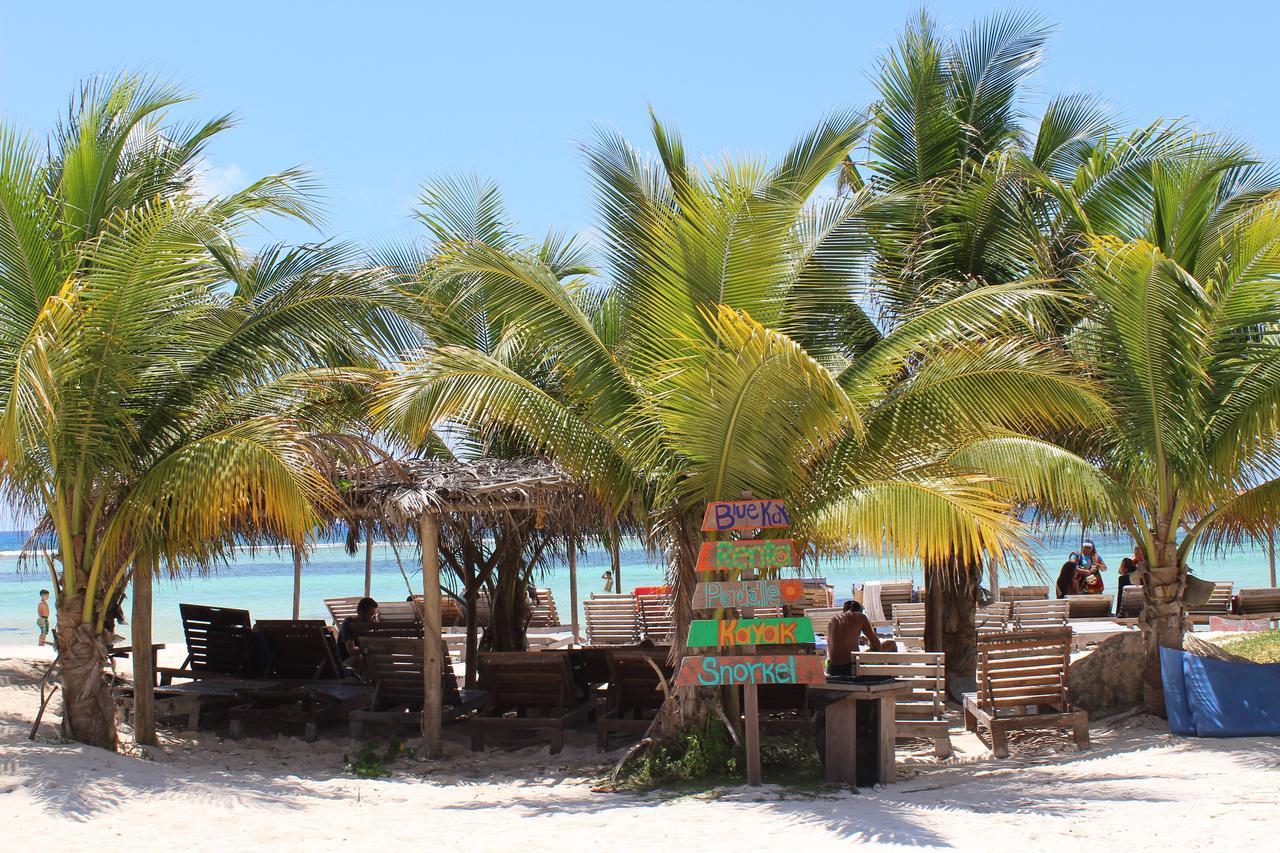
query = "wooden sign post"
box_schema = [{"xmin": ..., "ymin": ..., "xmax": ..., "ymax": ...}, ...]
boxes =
[{"xmin": 686, "ymin": 498, "xmax": 821, "ymax": 786}]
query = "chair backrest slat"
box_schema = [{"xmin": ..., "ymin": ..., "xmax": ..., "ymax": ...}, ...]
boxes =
[
  {"xmin": 1012, "ymin": 599, "xmax": 1069, "ymax": 629},
  {"xmin": 477, "ymin": 651, "xmax": 577, "ymax": 710},
  {"xmin": 179, "ymin": 603, "xmax": 256, "ymax": 676},
  {"xmin": 255, "ymin": 619, "xmax": 342, "ymax": 679},
  {"xmin": 975, "ymin": 628, "xmax": 1072, "ymax": 714},
  {"xmin": 585, "ymin": 594, "xmax": 640, "ymax": 645}
]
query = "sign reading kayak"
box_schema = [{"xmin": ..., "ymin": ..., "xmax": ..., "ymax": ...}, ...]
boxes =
[
  {"xmin": 687, "ymin": 617, "xmax": 817, "ymax": 646},
  {"xmin": 700, "ymin": 499, "xmax": 791, "ymax": 532},
  {"xmin": 695, "ymin": 539, "xmax": 798, "ymax": 573},
  {"xmin": 675, "ymin": 654, "xmax": 827, "ymax": 686}
]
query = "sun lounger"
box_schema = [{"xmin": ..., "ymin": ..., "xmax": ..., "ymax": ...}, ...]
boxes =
[
  {"xmin": 228, "ymin": 681, "xmax": 372, "ymax": 741},
  {"xmin": 471, "ymin": 651, "xmax": 592, "ymax": 754},
  {"xmin": 255, "ymin": 620, "xmax": 344, "ymax": 679},
  {"xmin": 325, "ymin": 596, "xmax": 423, "ymax": 628},
  {"xmin": 853, "ymin": 650, "xmax": 952, "ymax": 757},
  {"xmin": 999, "ymin": 585, "xmax": 1049, "ymax": 603},
  {"xmin": 636, "ymin": 592, "xmax": 675, "ymax": 642},
  {"xmin": 529, "ymin": 588, "xmax": 562, "ymax": 627},
  {"xmin": 783, "ymin": 579, "xmax": 835, "ymax": 616},
  {"xmin": 1187, "ymin": 580, "xmax": 1234, "ymax": 624},
  {"xmin": 1012, "ymin": 599, "xmax": 1069, "ymax": 630},
  {"xmin": 892, "ymin": 601, "xmax": 927, "ymax": 649},
  {"xmin": 804, "ymin": 606, "xmax": 842, "ymax": 638},
  {"xmin": 962, "ymin": 627, "xmax": 1089, "ymax": 758},
  {"xmin": 1066, "ymin": 594, "xmax": 1112, "ymax": 619},
  {"xmin": 585, "ymin": 594, "xmax": 640, "ymax": 645},
  {"xmin": 159, "ymin": 604, "xmax": 258, "ymax": 684},
  {"xmin": 858, "ymin": 580, "xmax": 913, "ymax": 619},
  {"xmin": 1120, "ymin": 584, "xmax": 1145, "ymax": 618},
  {"xmin": 596, "ymin": 648, "xmax": 672, "ymax": 750},
  {"xmin": 1238, "ymin": 587, "xmax": 1280, "ymax": 621},
  {"xmin": 348, "ymin": 636, "xmax": 486, "ymax": 737}
]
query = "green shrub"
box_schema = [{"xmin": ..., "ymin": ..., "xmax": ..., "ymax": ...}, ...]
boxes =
[{"xmin": 342, "ymin": 737, "xmax": 413, "ymax": 778}]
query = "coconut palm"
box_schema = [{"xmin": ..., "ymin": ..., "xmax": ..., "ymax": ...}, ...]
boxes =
[
  {"xmin": 374, "ymin": 110, "xmax": 1105, "ymax": 732},
  {"xmin": 0, "ymin": 75, "xmax": 413, "ymax": 748}
]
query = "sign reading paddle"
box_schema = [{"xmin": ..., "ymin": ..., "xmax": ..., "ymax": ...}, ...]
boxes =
[{"xmin": 692, "ymin": 578, "xmax": 807, "ymax": 609}]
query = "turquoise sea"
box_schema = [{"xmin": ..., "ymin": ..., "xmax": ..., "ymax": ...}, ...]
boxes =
[{"xmin": 1, "ymin": 529, "xmax": 1275, "ymax": 646}]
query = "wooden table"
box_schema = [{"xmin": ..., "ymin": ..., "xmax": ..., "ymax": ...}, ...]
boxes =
[
  {"xmin": 809, "ymin": 679, "xmax": 911, "ymax": 787},
  {"xmin": 112, "ymin": 643, "xmax": 166, "ymax": 683}
]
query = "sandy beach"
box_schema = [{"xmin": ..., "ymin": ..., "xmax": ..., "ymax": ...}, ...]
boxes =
[{"xmin": 2, "ymin": 646, "xmax": 1277, "ymax": 851}]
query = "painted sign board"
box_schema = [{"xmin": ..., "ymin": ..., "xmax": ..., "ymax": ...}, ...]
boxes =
[
  {"xmin": 687, "ymin": 617, "xmax": 816, "ymax": 647},
  {"xmin": 701, "ymin": 500, "xmax": 790, "ymax": 532},
  {"xmin": 675, "ymin": 653, "xmax": 827, "ymax": 687},
  {"xmin": 692, "ymin": 579, "xmax": 807, "ymax": 610},
  {"xmin": 696, "ymin": 539, "xmax": 797, "ymax": 573}
]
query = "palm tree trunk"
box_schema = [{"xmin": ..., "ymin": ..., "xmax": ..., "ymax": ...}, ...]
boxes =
[
  {"xmin": 55, "ymin": 588, "xmax": 118, "ymax": 750},
  {"xmin": 1139, "ymin": 533, "xmax": 1185, "ymax": 716},
  {"xmin": 923, "ymin": 555, "xmax": 978, "ymax": 691}
]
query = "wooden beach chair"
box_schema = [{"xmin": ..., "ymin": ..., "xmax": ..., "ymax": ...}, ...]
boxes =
[
  {"xmin": 159, "ymin": 604, "xmax": 258, "ymax": 684},
  {"xmin": 471, "ymin": 651, "xmax": 591, "ymax": 754},
  {"xmin": 804, "ymin": 606, "xmax": 842, "ymax": 638},
  {"xmin": 1066, "ymin": 594, "xmax": 1113, "ymax": 619},
  {"xmin": 255, "ymin": 620, "xmax": 344, "ymax": 680},
  {"xmin": 976, "ymin": 601, "xmax": 1012, "ymax": 634},
  {"xmin": 636, "ymin": 591, "xmax": 675, "ymax": 642},
  {"xmin": 348, "ymin": 636, "xmax": 486, "ymax": 737},
  {"xmin": 1187, "ymin": 581, "xmax": 1234, "ymax": 624},
  {"xmin": 596, "ymin": 648, "xmax": 672, "ymax": 750},
  {"xmin": 1238, "ymin": 587, "xmax": 1280, "ymax": 622},
  {"xmin": 326, "ymin": 596, "xmax": 423, "ymax": 628},
  {"xmin": 584, "ymin": 594, "xmax": 640, "ymax": 645},
  {"xmin": 1120, "ymin": 584, "xmax": 1145, "ymax": 619},
  {"xmin": 962, "ymin": 628, "xmax": 1089, "ymax": 758},
  {"xmin": 870, "ymin": 580, "xmax": 914, "ymax": 619},
  {"xmin": 1012, "ymin": 599, "xmax": 1069, "ymax": 630},
  {"xmin": 853, "ymin": 650, "xmax": 952, "ymax": 757},
  {"xmin": 999, "ymin": 585, "xmax": 1050, "ymax": 603},
  {"xmin": 891, "ymin": 601, "xmax": 927, "ymax": 649},
  {"xmin": 406, "ymin": 593, "xmax": 467, "ymax": 627},
  {"xmin": 528, "ymin": 588, "xmax": 562, "ymax": 627},
  {"xmin": 785, "ymin": 579, "xmax": 835, "ymax": 616}
]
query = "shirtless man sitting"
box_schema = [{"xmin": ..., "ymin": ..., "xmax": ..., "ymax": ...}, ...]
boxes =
[{"xmin": 826, "ymin": 600, "xmax": 897, "ymax": 676}]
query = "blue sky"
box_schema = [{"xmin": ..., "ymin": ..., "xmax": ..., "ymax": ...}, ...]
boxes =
[{"xmin": 2, "ymin": 0, "xmax": 1275, "ymax": 254}]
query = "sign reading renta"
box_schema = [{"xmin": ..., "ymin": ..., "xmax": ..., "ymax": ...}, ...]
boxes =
[
  {"xmin": 687, "ymin": 617, "xmax": 816, "ymax": 647},
  {"xmin": 692, "ymin": 579, "xmax": 808, "ymax": 609},
  {"xmin": 701, "ymin": 499, "xmax": 790, "ymax": 532},
  {"xmin": 675, "ymin": 654, "xmax": 827, "ymax": 686},
  {"xmin": 696, "ymin": 539, "xmax": 797, "ymax": 573}
]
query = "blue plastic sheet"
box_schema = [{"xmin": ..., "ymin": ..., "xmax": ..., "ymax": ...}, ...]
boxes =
[
  {"xmin": 1161, "ymin": 646, "xmax": 1280, "ymax": 737},
  {"xmin": 1159, "ymin": 646, "xmax": 1196, "ymax": 736}
]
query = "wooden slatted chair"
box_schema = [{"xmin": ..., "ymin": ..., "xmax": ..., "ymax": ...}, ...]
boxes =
[
  {"xmin": 975, "ymin": 601, "xmax": 1012, "ymax": 634},
  {"xmin": 891, "ymin": 601, "xmax": 927, "ymax": 649},
  {"xmin": 876, "ymin": 580, "xmax": 915, "ymax": 620},
  {"xmin": 326, "ymin": 596, "xmax": 423, "ymax": 628},
  {"xmin": 596, "ymin": 648, "xmax": 672, "ymax": 750},
  {"xmin": 528, "ymin": 588, "xmax": 561, "ymax": 627},
  {"xmin": 1012, "ymin": 599, "xmax": 1069, "ymax": 630},
  {"xmin": 1120, "ymin": 584, "xmax": 1145, "ymax": 618},
  {"xmin": 471, "ymin": 652, "xmax": 591, "ymax": 754},
  {"xmin": 159, "ymin": 604, "xmax": 258, "ymax": 684},
  {"xmin": 1187, "ymin": 580, "xmax": 1234, "ymax": 624},
  {"xmin": 752, "ymin": 606, "xmax": 784, "ymax": 618},
  {"xmin": 636, "ymin": 592, "xmax": 675, "ymax": 643},
  {"xmin": 1066, "ymin": 594, "xmax": 1113, "ymax": 619},
  {"xmin": 963, "ymin": 628, "xmax": 1089, "ymax": 757},
  {"xmin": 999, "ymin": 585, "xmax": 1050, "ymax": 603},
  {"xmin": 348, "ymin": 636, "xmax": 486, "ymax": 737},
  {"xmin": 804, "ymin": 607, "xmax": 842, "ymax": 638},
  {"xmin": 1238, "ymin": 587, "xmax": 1280, "ymax": 621},
  {"xmin": 853, "ymin": 650, "xmax": 951, "ymax": 757},
  {"xmin": 255, "ymin": 620, "xmax": 344, "ymax": 680},
  {"xmin": 785, "ymin": 579, "xmax": 835, "ymax": 616},
  {"xmin": 584, "ymin": 594, "xmax": 640, "ymax": 645}
]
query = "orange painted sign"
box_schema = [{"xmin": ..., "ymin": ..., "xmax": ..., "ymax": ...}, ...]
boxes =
[
  {"xmin": 696, "ymin": 539, "xmax": 797, "ymax": 573},
  {"xmin": 701, "ymin": 500, "xmax": 790, "ymax": 532},
  {"xmin": 675, "ymin": 654, "xmax": 827, "ymax": 686}
]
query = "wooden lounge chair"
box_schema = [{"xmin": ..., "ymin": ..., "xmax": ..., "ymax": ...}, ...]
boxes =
[
  {"xmin": 529, "ymin": 588, "xmax": 561, "ymax": 627},
  {"xmin": 999, "ymin": 585, "xmax": 1049, "ymax": 603},
  {"xmin": 326, "ymin": 596, "xmax": 423, "ymax": 628},
  {"xmin": 863, "ymin": 580, "xmax": 913, "ymax": 619},
  {"xmin": 976, "ymin": 601, "xmax": 1012, "ymax": 634},
  {"xmin": 1066, "ymin": 594, "xmax": 1113, "ymax": 620},
  {"xmin": 1012, "ymin": 599, "xmax": 1069, "ymax": 630},
  {"xmin": 1238, "ymin": 587, "xmax": 1280, "ymax": 621},
  {"xmin": 471, "ymin": 651, "xmax": 591, "ymax": 754},
  {"xmin": 853, "ymin": 650, "xmax": 951, "ymax": 757},
  {"xmin": 585, "ymin": 594, "xmax": 640, "ymax": 645},
  {"xmin": 229, "ymin": 682, "xmax": 372, "ymax": 741},
  {"xmin": 891, "ymin": 601, "xmax": 927, "ymax": 649},
  {"xmin": 752, "ymin": 606, "xmax": 784, "ymax": 618},
  {"xmin": 804, "ymin": 606, "xmax": 842, "ymax": 638},
  {"xmin": 784, "ymin": 578, "xmax": 835, "ymax": 616},
  {"xmin": 596, "ymin": 648, "xmax": 672, "ymax": 750},
  {"xmin": 1187, "ymin": 580, "xmax": 1234, "ymax": 624},
  {"xmin": 255, "ymin": 620, "xmax": 344, "ymax": 679},
  {"xmin": 636, "ymin": 592, "xmax": 675, "ymax": 642},
  {"xmin": 962, "ymin": 628, "xmax": 1089, "ymax": 758},
  {"xmin": 348, "ymin": 636, "xmax": 486, "ymax": 738},
  {"xmin": 407, "ymin": 593, "xmax": 465, "ymax": 627},
  {"xmin": 159, "ymin": 604, "xmax": 258, "ymax": 685},
  {"xmin": 1120, "ymin": 584, "xmax": 1145, "ymax": 618}
]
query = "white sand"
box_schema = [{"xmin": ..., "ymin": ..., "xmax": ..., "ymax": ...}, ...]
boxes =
[{"xmin": 1, "ymin": 645, "xmax": 1277, "ymax": 851}]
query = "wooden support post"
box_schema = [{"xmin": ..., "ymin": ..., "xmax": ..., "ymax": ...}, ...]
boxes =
[
  {"xmin": 568, "ymin": 534, "xmax": 580, "ymax": 644},
  {"xmin": 131, "ymin": 552, "xmax": 156, "ymax": 747},
  {"xmin": 364, "ymin": 523, "xmax": 374, "ymax": 598},
  {"xmin": 292, "ymin": 545, "xmax": 303, "ymax": 620},
  {"xmin": 420, "ymin": 513, "xmax": 444, "ymax": 758},
  {"xmin": 877, "ymin": 695, "xmax": 897, "ymax": 784},
  {"xmin": 743, "ymin": 682, "xmax": 762, "ymax": 786},
  {"xmin": 610, "ymin": 527, "xmax": 622, "ymax": 593},
  {"xmin": 824, "ymin": 696, "xmax": 858, "ymax": 786}
]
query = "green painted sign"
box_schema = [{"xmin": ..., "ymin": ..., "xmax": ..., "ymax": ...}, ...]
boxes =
[{"xmin": 687, "ymin": 617, "xmax": 816, "ymax": 647}]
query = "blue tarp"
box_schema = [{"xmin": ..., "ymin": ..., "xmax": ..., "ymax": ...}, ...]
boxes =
[{"xmin": 1161, "ymin": 646, "xmax": 1280, "ymax": 737}]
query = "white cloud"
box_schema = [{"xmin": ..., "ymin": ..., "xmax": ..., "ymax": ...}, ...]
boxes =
[{"xmin": 191, "ymin": 159, "xmax": 247, "ymax": 200}]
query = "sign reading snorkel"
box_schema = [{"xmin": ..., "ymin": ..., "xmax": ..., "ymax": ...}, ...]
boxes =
[
  {"xmin": 675, "ymin": 654, "xmax": 827, "ymax": 687},
  {"xmin": 701, "ymin": 500, "xmax": 791, "ymax": 532}
]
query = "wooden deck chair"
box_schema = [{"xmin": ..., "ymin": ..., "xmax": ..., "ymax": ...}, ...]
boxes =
[
  {"xmin": 528, "ymin": 588, "xmax": 561, "ymax": 627},
  {"xmin": 962, "ymin": 628, "xmax": 1089, "ymax": 758},
  {"xmin": 255, "ymin": 620, "xmax": 343, "ymax": 680},
  {"xmin": 1066, "ymin": 594, "xmax": 1113, "ymax": 619},
  {"xmin": 159, "ymin": 604, "xmax": 258, "ymax": 684},
  {"xmin": 804, "ymin": 607, "xmax": 842, "ymax": 638},
  {"xmin": 976, "ymin": 601, "xmax": 1012, "ymax": 634},
  {"xmin": 471, "ymin": 651, "xmax": 591, "ymax": 754},
  {"xmin": 584, "ymin": 594, "xmax": 640, "ymax": 645},
  {"xmin": 853, "ymin": 650, "xmax": 951, "ymax": 757},
  {"xmin": 999, "ymin": 585, "xmax": 1050, "ymax": 603},
  {"xmin": 752, "ymin": 606, "xmax": 784, "ymax": 618},
  {"xmin": 1187, "ymin": 581, "xmax": 1234, "ymax": 624},
  {"xmin": 596, "ymin": 648, "xmax": 672, "ymax": 750},
  {"xmin": 636, "ymin": 592, "xmax": 675, "ymax": 642},
  {"xmin": 877, "ymin": 580, "xmax": 915, "ymax": 619},
  {"xmin": 1012, "ymin": 599, "xmax": 1069, "ymax": 630},
  {"xmin": 891, "ymin": 601, "xmax": 927, "ymax": 649},
  {"xmin": 348, "ymin": 636, "xmax": 486, "ymax": 737},
  {"xmin": 326, "ymin": 596, "xmax": 423, "ymax": 628},
  {"xmin": 324, "ymin": 596, "xmax": 363, "ymax": 625},
  {"xmin": 1120, "ymin": 584, "xmax": 1145, "ymax": 618},
  {"xmin": 786, "ymin": 579, "xmax": 834, "ymax": 616},
  {"xmin": 1238, "ymin": 587, "xmax": 1280, "ymax": 621}
]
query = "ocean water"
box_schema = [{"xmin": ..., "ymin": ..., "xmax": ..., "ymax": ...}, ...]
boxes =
[{"xmin": 1, "ymin": 529, "xmax": 1275, "ymax": 647}]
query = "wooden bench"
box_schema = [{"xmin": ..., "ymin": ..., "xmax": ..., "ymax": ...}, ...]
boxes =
[
  {"xmin": 596, "ymin": 649, "xmax": 671, "ymax": 750},
  {"xmin": 999, "ymin": 585, "xmax": 1049, "ymax": 603},
  {"xmin": 1238, "ymin": 587, "xmax": 1280, "ymax": 621},
  {"xmin": 349, "ymin": 636, "xmax": 486, "ymax": 738},
  {"xmin": 1012, "ymin": 599, "xmax": 1069, "ymax": 630},
  {"xmin": 159, "ymin": 603, "xmax": 258, "ymax": 684},
  {"xmin": 853, "ymin": 650, "xmax": 951, "ymax": 757},
  {"xmin": 471, "ymin": 652, "xmax": 591, "ymax": 754},
  {"xmin": 636, "ymin": 592, "xmax": 675, "ymax": 643},
  {"xmin": 962, "ymin": 628, "xmax": 1089, "ymax": 758},
  {"xmin": 584, "ymin": 594, "xmax": 640, "ymax": 645},
  {"xmin": 1066, "ymin": 594, "xmax": 1112, "ymax": 619}
]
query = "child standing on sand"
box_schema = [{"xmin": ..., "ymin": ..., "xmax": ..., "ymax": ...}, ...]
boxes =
[{"xmin": 37, "ymin": 589, "xmax": 51, "ymax": 646}]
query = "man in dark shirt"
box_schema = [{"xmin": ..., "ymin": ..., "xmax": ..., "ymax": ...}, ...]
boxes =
[{"xmin": 826, "ymin": 600, "xmax": 897, "ymax": 676}]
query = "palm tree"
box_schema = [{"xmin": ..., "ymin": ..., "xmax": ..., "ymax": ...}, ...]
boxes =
[
  {"xmin": 0, "ymin": 75, "xmax": 412, "ymax": 748},
  {"xmin": 374, "ymin": 110, "xmax": 1104, "ymax": 733}
]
